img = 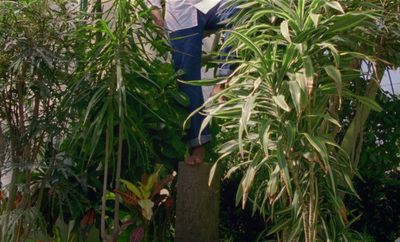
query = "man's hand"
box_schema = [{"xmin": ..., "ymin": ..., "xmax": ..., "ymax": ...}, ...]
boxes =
[{"xmin": 151, "ymin": 8, "xmax": 164, "ymax": 35}]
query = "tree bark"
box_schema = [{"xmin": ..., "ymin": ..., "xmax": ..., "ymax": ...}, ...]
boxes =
[{"xmin": 175, "ymin": 162, "xmax": 222, "ymax": 242}]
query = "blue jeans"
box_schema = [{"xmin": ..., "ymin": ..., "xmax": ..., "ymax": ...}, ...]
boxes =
[{"xmin": 170, "ymin": 0, "xmax": 240, "ymax": 148}]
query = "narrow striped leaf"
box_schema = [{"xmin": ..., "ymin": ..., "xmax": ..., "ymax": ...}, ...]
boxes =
[
  {"xmin": 277, "ymin": 139, "xmax": 293, "ymax": 197},
  {"xmin": 287, "ymin": 217, "xmax": 303, "ymax": 241},
  {"xmin": 288, "ymin": 81, "xmax": 301, "ymax": 114},
  {"xmin": 218, "ymin": 140, "xmax": 239, "ymax": 154},
  {"xmin": 309, "ymin": 13, "xmax": 320, "ymax": 29},
  {"xmin": 100, "ymin": 19, "xmax": 116, "ymax": 41},
  {"xmin": 250, "ymin": 9, "xmax": 291, "ymax": 22},
  {"xmin": 343, "ymin": 172, "xmax": 358, "ymax": 197},
  {"xmin": 267, "ymin": 165, "xmax": 280, "ymax": 203},
  {"xmin": 120, "ymin": 179, "xmax": 143, "ymax": 199},
  {"xmin": 242, "ymin": 166, "xmax": 256, "ymax": 209},
  {"xmin": 273, "ymin": 95, "xmax": 291, "ymax": 112},
  {"xmin": 302, "ymin": 133, "xmax": 329, "ymax": 169},
  {"xmin": 266, "ymin": 218, "xmax": 292, "ymax": 236},
  {"xmin": 279, "ymin": 44, "xmax": 297, "ymax": 84},
  {"xmin": 298, "ymin": 0, "xmax": 305, "ymax": 23},
  {"xmin": 272, "ymin": 0, "xmax": 297, "ymax": 20},
  {"xmin": 326, "ymin": 1, "xmax": 345, "ymax": 14},
  {"xmin": 351, "ymin": 94, "xmax": 382, "ymax": 112},
  {"xmin": 285, "ymin": 121, "xmax": 295, "ymax": 154},
  {"xmin": 304, "ymin": 114, "xmax": 341, "ymax": 128},
  {"xmin": 281, "ymin": 20, "xmax": 291, "ymax": 43},
  {"xmin": 229, "ymin": 30, "xmax": 267, "ymax": 71},
  {"xmin": 327, "ymin": 14, "xmax": 367, "ymax": 34},
  {"xmin": 238, "ymin": 96, "xmax": 256, "ymax": 157},
  {"xmin": 327, "ymin": 165, "xmax": 337, "ymax": 199},
  {"xmin": 236, "ymin": 176, "xmax": 244, "ymax": 206},
  {"xmin": 224, "ymin": 162, "xmax": 243, "ymax": 179},
  {"xmin": 261, "ymin": 120, "xmax": 273, "ymax": 158},
  {"xmin": 296, "ymin": 72, "xmax": 308, "ymax": 109},
  {"xmin": 208, "ymin": 161, "xmax": 219, "ymax": 187},
  {"xmin": 302, "ymin": 56, "xmax": 314, "ymax": 82},
  {"xmin": 324, "ymin": 65, "xmax": 342, "ymax": 108},
  {"xmin": 317, "ymin": 42, "xmax": 340, "ymax": 66},
  {"xmin": 319, "ymin": 214, "xmax": 332, "ymax": 241}
]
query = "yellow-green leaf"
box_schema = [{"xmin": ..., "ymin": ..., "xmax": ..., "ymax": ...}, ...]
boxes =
[
  {"xmin": 273, "ymin": 95, "xmax": 291, "ymax": 112},
  {"xmin": 281, "ymin": 20, "xmax": 291, "ymax": 43},
  {"xmin": 138, "ymin": 199, "xmax": 154, "ymax": 220},
  {"xmin": 120, "ymin": 179, "xmax": 143, "ymax": 199}
]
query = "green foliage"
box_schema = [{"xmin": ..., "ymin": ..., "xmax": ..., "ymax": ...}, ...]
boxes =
[
  {"xmin": 0, "ymin": 0, "xmax": 186, "ymax": 240},
  {"xmin": 345, "ymin": 91, "xmax": 400, "ymax": 241},
  {"xmin": 196, "ymin": 0, "xmax": 388, "ymax": 240},
  {"xmin": 114, "ymin": 166, "xmax": 176, "ymax": 241},
  {"xmin": 0, "ymin": 0, "xmax": 85, "ymax": 240}
]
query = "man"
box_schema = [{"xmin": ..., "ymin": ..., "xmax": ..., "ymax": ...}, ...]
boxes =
[{"xmin": 146, "ymin": 0, "xmax": 239, "ymax": 165}]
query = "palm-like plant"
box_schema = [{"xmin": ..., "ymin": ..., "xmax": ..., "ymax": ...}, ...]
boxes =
[
  {"xmin": 196, "ymin": 0, "xmax": 385, "ymax": 240},
  {"xmin": 0, "ymin": 0, "xmax": 83, "ymax": 240},
  {"xmin": 1, "ymin": 0, "xmax": 186, "ymax": 240},
  {"xmin": 63, "ymin": 0, "xmax": 186, "ymax": 240}
]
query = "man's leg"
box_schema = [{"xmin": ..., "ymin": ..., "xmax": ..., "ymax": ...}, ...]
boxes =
[
  {"xmin": 170, "ymin": 23, "xmax": 211, "ymax": 165},
  {"xmin": 205, "ymin": 0, "xmax": 243, "ymax": 101}
]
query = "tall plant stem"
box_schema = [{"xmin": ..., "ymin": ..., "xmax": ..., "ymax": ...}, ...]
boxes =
[
  {"xmin": 308, "ymin": 162, "xmax": 316, "ymax": 240},
  {"xmin": 0, "ymin": 124, "xmax": 5, "ymax": 188},
  {"xmin": 287, "ymin": 159, "xmax": 309, "ymax": 242},
  {"xmin": 101, "ymin": 118, "xmax": 112, "ymax": 242},
  {"xmin": 113, "ymin": 121, "xmax": 123, "ymax": 233}
]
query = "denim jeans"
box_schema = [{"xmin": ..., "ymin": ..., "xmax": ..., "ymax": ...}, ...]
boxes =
[{"xmin": 170, "ymin": 0, "xmax": 240, "ymax": 148}]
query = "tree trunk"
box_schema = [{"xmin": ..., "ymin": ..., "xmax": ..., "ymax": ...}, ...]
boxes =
[{"xmin": 175, "ymin": 162, "xmax": 222, "ymax": 242}]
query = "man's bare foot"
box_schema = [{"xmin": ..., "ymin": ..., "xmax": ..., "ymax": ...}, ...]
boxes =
[
  {"xmin": 185, "ymin": 145, "xmax": 205, "ymax": 165},
  {"xmin": 210, "ymin": 83, "xmax": 226, "ymax": 103}
]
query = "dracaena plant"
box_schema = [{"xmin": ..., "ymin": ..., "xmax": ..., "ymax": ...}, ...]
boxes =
[
  {"xmin": 63, "ymin": 0, "xmax": 187, "ymax": 240},
  {"xmin": 191, "ymin": 0, "xmax": 387, "ymax": 240}
]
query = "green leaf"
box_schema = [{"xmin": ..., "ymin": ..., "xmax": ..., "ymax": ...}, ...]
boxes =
[
  {"xmin": 324, "ymin": 65, "xmax": 342, "ymax": 105},
  {"xmin": 272, "ymin": 0, "xmax": 297, "ymax": 20},
  {"xmin": 302, "ymin": 56, "xmax": 314, "ymax": 82},
  {"xmin": 296, "ymin": 72, "xmax": 308, "ymax": 109},
  {"xmin": 239, "ymin": 95, "xmax": 257, "ymax": 156},
  {"xmin": 281, "ymin": 20, "xmax": 291, "ymax": 43},
  {"xmin": 317, "ymin": 42, "xmax": 340, "ymax": 66},
  {"xmin": 327, "ymin": 14, "xmax": 367, "ymax": 34},
  {"xmin": 326, "ymin": 1, "xmax": 345, "ymax": 14},
  {"xmin": 208, "ymin": 161, "xmax": 219, "ymax": 187},
  {"xmin": 260, "ymin": 120, "xmax": 273, "ymax": 158},
  {"xmin": 309, "ymin": 13, "xmax": 320, "ymax": 29},
  {"xmin": 279, "ymin": 44, "xmax": 297, "ymax": 84},
  {"xmin": 99, "ymin": 19, "xmax": 116, "ymax": 41},
  {"xmin": 288, "ymin": 81, "xmax": 301, "ymax": 114},
  {"xmin": 120, "ymin": 179, "xmax": 143, "ymax": 199},
  {"xmin": 236, "ymin": 176, "xmax": 245, "ymax": 207},
  {"xmin": 229, "ymin": 30, "xmax": 268, "ymax": 72},
  {"xmin": 267, "ymin": 165, "xmax": 280, "ymax": 203},
  {"xmin": 285, "ymin": 121, "xmax": 295, "ymax": 154},
  {"xmin": 351, "ymin": 94, "xmax": 382, "ymax": 112},
  {"xmin": 170, "ymin": 90, "xmax": 190, "ymax": 107},
  {"xmin": 287, "ymin": 217, "xmax": 303, "ymax": 241},
  {"xmin": 277, "ymin": 139, "xmax": 293, "ymax": 197},
  {"xmin": 138, "ymin": 199, "xmax": 154, "ymax": 220},
  {"xmin": 242, "ymin": 166, "xmax": 256, "ymax": 209},
  {"xmin": 304, "ymin": 114, "xmax": 341, "ymax": 128},
  {"xmin": 273, "ymin": 95, "xmax": 291, "ymax": 112},
  {"xmin": 302, "ymin": 133, "xmax": 329, "ymax": 169},
  {"xmin": 266, "ymin": 218, "xmax": 292, "ymax": 236}
]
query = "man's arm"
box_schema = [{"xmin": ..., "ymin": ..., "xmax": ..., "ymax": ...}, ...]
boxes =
[
  {"xmin": 151, "ymin": 8, "xmax": 163, "ymax": 28},
  {"xmin": 144, "ymin": 0, "xmax": 164, "ymax": 32}
]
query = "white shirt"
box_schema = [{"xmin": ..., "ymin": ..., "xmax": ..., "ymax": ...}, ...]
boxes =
[{"xmin": 146, "ymin": 0, "xmax": 222, "ymax": 32}]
